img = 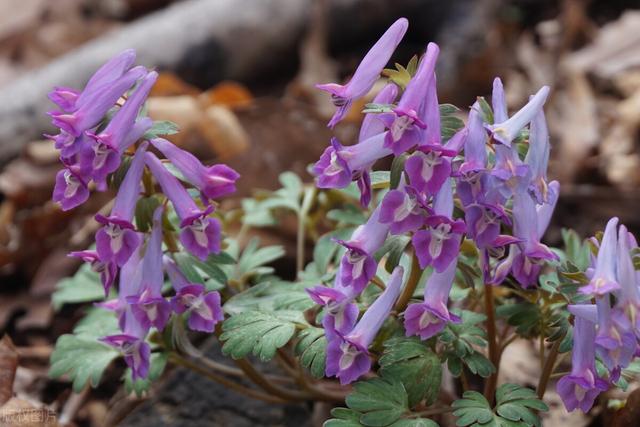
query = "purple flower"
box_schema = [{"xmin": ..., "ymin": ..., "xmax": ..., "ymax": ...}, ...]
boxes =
[
  {"xmin": 382, "ymin": 43, "xmax": 439, "ymax": 155},
  {"xmin": 308, "ymin": 265, "xmax": 360, "ymax": 336},
  {"xmin": 49, "ymin": 65, "xmax": 146, "ymax": 137},
  {"xmin": 557, "ymin": 312, "xmax": 608, "ymax": 412},
  {"xmin": 379, "ymin": 185, "xmax": 427, "ymax": 234},
  {"xmin": 464, "ymin": 202, "xmax": 510, "ymax": 249},
  {"xmin": 457, "ymin": 102, "xmax": 487, "ymax": 176},
  {"xmin": 165, "ymin": 258, "xmax": 224, "ymax": 332},
  {"xmin": 615, "ymin": 224, "xmax": 640, "ymax": 336},
  {"xmin": 337, "ymin": 205, "xmax": 390, "ymax": 293},
  {"xmin": 486, "ymin": 85, "xmax": 550, "ymax": 147},
  {"xmin": 317, "ymin": 18, "xmax": 408, "ymax": 128},
  {"xmin": 127, "ymin": 208, "xmax": 172, "ymax": 331},
  {"xmin": 80, "ymin": 71, "xmax": 157, "ymax": 185},
  {"xmin": 145, "ymin": 152, "xmax": 221, "ymax": 260},
  {"xmin": 100, "ymin": 332, "xmax": 150, "ymax": 381},
  {"xmin": 358, "ymin": 83, "xmax": 398, "ymax": 142},
  {"xmin": 404, "ymin": 254, "xmax": 459, "ymax": 340},
  {"xmin": 526, "ymin": 105, "xmax": 552, "ymax": 204},
  {"xmin": 595, "ymin": 296, "xmax": 636, "ymax": 373},
  {"xmin": 413, "ymin": 179, "xmax": 464, "ymax": 271},
  {"xmin": 52, "ymin": 164, "xmax": 90, "ymax": 211},
  {"xmin": 313, "ymin": 133, "xmax": 392, "ymax": 189},
  {"xmin": 326, "ymin": 266, "xmax": 404, "ymax": 384},
  {"xmin": 48, "ymin": 49, "xmax": 137, "ymax": 113},
  {"xmin": 68, "ymin": 250, "xmax": 117, "ymax": 295},
  {"xmin": 509, "ymin": 181, "xmax": 559, "ymax": 287},
  {"xmin": 580, "ymin": 217, "xmax": 620, "ymax": 296},
  {"xmin": 94, "ymin": 143, "xmax": 148, "ymax": 267},
  {"xmin": 100, "ymin": 246, "xmax": 151, "ymax": 380},
  {"xmin": 150, "ymin": 138, "xmax": 240, "ymax": 200}
]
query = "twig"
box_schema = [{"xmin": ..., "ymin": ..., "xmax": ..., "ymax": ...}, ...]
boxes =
[
  {"xmin": 233, "ymin": 358, "xmax": 313, "ymax": 402},
  {"xmin": 536, "ymin": 337, "xmax": 563, "ymax": 399},
  {"xmin": 394, "ymin": 252, "xmax": 422, "ymax": 312},
  {"xmin": 168, "ymin": 353, "xmax": 288, "ymax": 404},
  {"xmin": 483, "ymin": 285, "xmax": 499, "ymax": 403}
]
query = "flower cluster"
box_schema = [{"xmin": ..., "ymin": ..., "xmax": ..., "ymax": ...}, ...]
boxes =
[
  {"xmin": 310, "ymin": 19, "xmax": 559, "ymax": 385},
  {"xmin": 559, "ymin": 217, "xmax": 640, "ymax": 412},
  {"xmin": 49, "ymin": 51, "xmax": 239, "ymax": 379}
]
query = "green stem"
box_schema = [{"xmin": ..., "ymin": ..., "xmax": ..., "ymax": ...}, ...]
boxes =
[
  {"xmin": 483, "ymin": 285, "xmax": 499, "ymax": 403},
  {"xmin": 297, "ymin": 187, "xmax": 317, "ymax": 276},
  {"xmin": 394, "ymin": 252, "xmax": 422, "ymax": 312}
]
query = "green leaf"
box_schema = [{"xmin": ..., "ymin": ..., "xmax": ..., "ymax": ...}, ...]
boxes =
[
  {"xmin": 375, "ymin": 235, "xmax": 411, "ymax": 273},
  {"xmin": 235, "ymin": 238, "xmax": 285, "ymax": 281},
  {"xmin": 295, "ymin": 327, "xmax": 327, "ymax": 378},
  {"xmin": 383, "ymin": 55, "xmax": 419, "ymax": 90},
  {"xmin": 440, "ymin": 104, "xmax": 464, "ymax": 141},
  {"xmin": 220, "ymin": 310, "xmax": 304, "ymax": 361},
  {"xmin": 370, "ymin": 171, "xmax": 391, "ymax": 188},
  {"xmin": 379, "ymin": 337, "xmax": 442, "ymax": 407},
  {"xmin": 135, "ymin": 195, "xmax": 162, "ymax": 232},
  {"xmin": 325, "ymin": 408, "xmax": 363, "ymax": 427},
  {"xmin": 389, "ymin": 420, "xmax": 439, "ymax": 427},
  {"xmin": 52, "ymin": 263, "xmax": 107, "ymax": 310},
  {"xmin": 452, "ymin": 384, "xmax": 547, "ymax": 427},
  {"xmin": 124, "ymin": 353, "xmax": 168, "ymax": 396},
  {"xmin": 390, "ymin": 155, "xmax": 408, "ymax": 190},
  {"xmin": 143, "ymin": 120, "xmax": 180, "ymax": 139},
  {"xmin": 328, "ymin": 205, "xmax": 367, "ymax": 225},
  {"xmin": 497, "ymin": 302, "xmax": 541, "ymax": 337},
  {"xmin": 346, "ymin": 378, "xmax": 409, "ymax": 427},
  {"xmin": 476, "ymin": 97, "xmax": 494, "ymax": 125},
  {"xmin": 242, "ymin": 198, "xmax": 276, "ymax": 226},
  {"xmin": 50, "ymin": 334, "xmax": 119, "ymax": 392},
  {"xmin": 363, "ymin": 103, "xmax": 395, "ymax": 114}
]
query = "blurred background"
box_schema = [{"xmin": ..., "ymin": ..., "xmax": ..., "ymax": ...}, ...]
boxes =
[{"xmin": 0, "ymin": 0, "xmax": 639, "ymax": 425}]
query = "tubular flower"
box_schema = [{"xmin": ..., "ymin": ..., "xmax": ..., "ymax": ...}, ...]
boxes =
[
  {"xmin": 49, "ymin": 66, "xmax": 147, "ymax": 137},
  {"xmin": 100, "ymin": 247, "xmax": 150, "ymax": 380},
  {"xmin": 81, "ymin": 71, "xmax": 157, "ymax": 185},
  {"xmin": 165, "ymin": 258, "xmax": 224, "ymax": 333},
  {"xmin": 48, "ymin": 49, "xmax": 137, "ymax": 113},
  {"xmin": 326, "ymin": 266, "xmax": 404, "ymax": 384},
  {"xmin": 358, "ymin": 83, "xmax": 399, "ymax": 142},
  {"xmin": 127, "ymin": 207, "xmax": 172, "ymax": 331},
  {"xmin": 614, "ymin": 225, "xmax": 640, "ymax": 337},
  {"xmin": 580, "ymin": 217, "xmax": 620, "ymax": 296},
  {"xmin": 413, "ymin": 178, "xmax": 465, "ymax": 271},
  {"xmin": 595, "ymin": 295, "xmax": 636, "ymax": 374},
  {"xmin": 94, "ymin": 142, "xmax": 148, "ymax": 267},
  {"xmin": 150, "ymin": 138, "xmax": 240, "ymax": 201},
  {"xmin": 557, "ymin": 310, "xmax": 608, "ymax": 413},
  {"xmin": 404, "ymin": 257, "xmax": 459, "ymax": 340},
  {"xmin": 313, "ymin": 134, "xmax": 393, "ymax": 189},
  {"xmin": 337, "ymin": 205, "xmax": 390, "ymax": 293},
  {"xmin": 68, "ymin": 250, "xmax": 117, "ymax": 295},
  {"xmin": 382, "ymin": 43, "xmax": 440, "ymax": 155},
  {"xmin": 317, "ymin": 18, "xmax": 408, "ymax": 128},
  {"xmin": 307, "ymin": 266, "xmax": 359, "ymax": 337},
  {"xmin": 145, "ymin": 152, "xmax": 221, "ymax": 260},
  {"xmin": 526, "ymin": 106, "xmax": 552, "ymax": 204},
  {"xmin": 52, "ymin": 163, "xmax": 90, "ymax": 211},
  {"xmin": 379, "ymin": 185, "xmax": 429, "ymax": 235},
  {"xmin": 486, "ymin": 85, "xmax": 550, "ymax": 147}
]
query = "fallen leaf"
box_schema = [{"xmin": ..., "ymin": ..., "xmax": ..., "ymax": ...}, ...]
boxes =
[{"xmin": 0, "ymin": 335, "xmax": 18, "ymax": 405}]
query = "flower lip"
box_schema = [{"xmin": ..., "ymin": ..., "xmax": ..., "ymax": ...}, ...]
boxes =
[
  {"xmin": 179, "ymin": 204, "xmax": 215, "ymax": 228},
  {"xmin": 306, "ymin": 286, "xmax": 349, "ymax": 306},
  {"xmin": 95, "ymin": 213, "xmax": 136, "ymax": 230}
]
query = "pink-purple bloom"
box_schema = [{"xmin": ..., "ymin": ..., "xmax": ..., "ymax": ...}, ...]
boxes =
[
  {"xmin": 325, "ymin": 266, "xmax": 404, "ymax": 384},
  {"xmin": 317, "ymin": 18, "xmax": 408, "ymax": 128},
  {"xmin": 165, "ymin": 258, "xmax": 224, "ymax": 333},
  {"xmin": 127, "ymin": 208, "xmax": 172, "ymax": 331},
  {"xmin": 557, "ymin": 310, "xmax": 608, "ymax": 412},
  {"xmin": 413, "ymin": 178, "xmax": 464, "ymax": 272},
  {"xmin": 337, "ymin": 205, "xmax": 390, "ymax": 293},
  {"xmin": 145, "ymin": 152, "xmax": 221, "ymax": 260},
  {"xmin": 150, "ymin": 138, "xmax": 240, "ymax": 201},
  {"xmin": 580, "ymin": 217, "xmax": 620, "ymax": 296},
  {"xmin": 94, "ymin": 142, "xmax": 148, "ymax": 267}
]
